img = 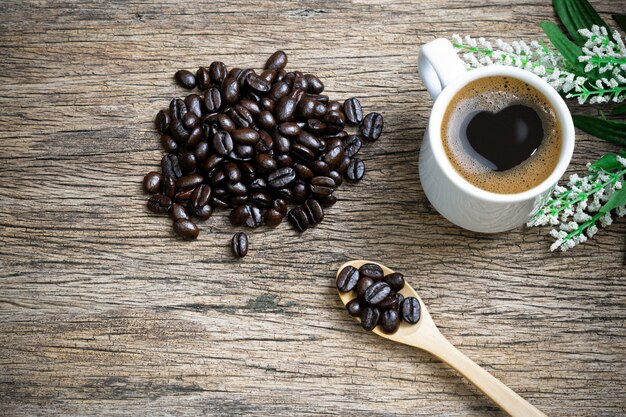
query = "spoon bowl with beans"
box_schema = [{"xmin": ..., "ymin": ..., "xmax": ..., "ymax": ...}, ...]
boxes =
[{"xmin": 336, "ymin": 260, "xmax": 547, "ymax": 417}]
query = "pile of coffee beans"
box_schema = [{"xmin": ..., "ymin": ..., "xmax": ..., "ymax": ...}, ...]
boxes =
[
  {"xmin": 143, "ymin": 51, "xmax": 383, "ymax": 247},
  {"xmin": 337, "ymin": 263, "xmax": 420, "ymax": 334}
]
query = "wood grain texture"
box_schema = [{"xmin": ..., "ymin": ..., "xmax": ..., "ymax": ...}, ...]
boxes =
[{"xmin": 1, "ymin": 0, "xmax": 625, "ymax": 416}]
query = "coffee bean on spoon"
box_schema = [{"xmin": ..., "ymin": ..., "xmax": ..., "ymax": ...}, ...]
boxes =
[
  {"xmin": 355, "ymin": 276, "xmax": 375, "ymax": 299},
  {"xmin": 337, "ymin": 265, "xmax": 360, "ymax": 292},
  {"xmin": 380, "ymin": 309, "xmax": 401, "ymax": 334},
  {"xmin": 359, "ymin": 263, "xmax": 384, "ymax": 281},
  {"xmin": 400, "ymin": 297, "xmax": 421, "ymax": 324},
  {"xmin": 363, "ymin": 281, "xmax": 391, "ymax": 305},
  {"xmin": 361, "ymin": 307, "xmax": 381, "ymax": 331},
  {"xmin": 384, "ymin": 272, "xmax": 405, "ymax": 291},
  {"xmin": 346, "ymin": 298, "xmax": 365, "ymax": 317}
]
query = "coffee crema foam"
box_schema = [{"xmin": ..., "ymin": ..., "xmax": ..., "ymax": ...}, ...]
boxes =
[{"xmin": 441, "ymin": 76, "xmax": 562, "ymax": 194}]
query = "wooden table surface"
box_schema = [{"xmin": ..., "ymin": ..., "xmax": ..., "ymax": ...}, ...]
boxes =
[{"xmin": 1, "ymin": 0, "xmax": 625, "ymax": 415}]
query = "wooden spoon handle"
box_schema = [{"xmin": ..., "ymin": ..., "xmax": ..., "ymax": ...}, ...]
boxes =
[{"xmin": 417, "ymin": 330, "xmax": 547, "ymax": 417}]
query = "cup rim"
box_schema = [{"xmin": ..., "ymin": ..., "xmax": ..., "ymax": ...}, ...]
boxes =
[{"xmin": 427, "ymin": 65, "xmax": 575, "ymax": 203}]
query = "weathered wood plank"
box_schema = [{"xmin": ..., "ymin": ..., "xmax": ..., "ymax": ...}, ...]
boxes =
[{"xmin": 0, "ymin": 0, "xmax": 625, "ymax": 416}]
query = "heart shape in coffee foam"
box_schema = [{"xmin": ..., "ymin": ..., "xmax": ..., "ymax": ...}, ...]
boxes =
[{"xmin": 465, "ymin": 105, "xmax": 544, "ymax": 172}]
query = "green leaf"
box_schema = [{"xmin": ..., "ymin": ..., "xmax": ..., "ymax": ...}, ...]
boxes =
[
  {"xmin": 600, "ymin": 187, "xmax": 626, "ymax": 214},
  {"xmin": 589, "ymin": 151, "xmax": 626, "ymax": 171},
  {"xmin": 553, "ymin": 0, "xmax": 609, "ymax": 45},
  {"xmin": 613, "ymin": 14, "xmax": 626, "ymax": 32},
  {"xmin": 613, "ymin": 103, "xmax": 626, "ymax": 116},
  {"xmin": 541, "ymin": 22, "xmax": 586, "ymax": 73},
  {"xmin": 572, "ymin": 114, "xmax": 626, "ymax": 146}
]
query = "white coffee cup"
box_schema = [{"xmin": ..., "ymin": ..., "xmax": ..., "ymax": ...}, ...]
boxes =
[{"xmin": 418, "ymin": 38, "xmax": 575, "ymax": 233}]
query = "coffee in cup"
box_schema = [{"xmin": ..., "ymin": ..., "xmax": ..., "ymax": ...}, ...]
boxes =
[{"xmin": 441, "ymin": 75, "xmax": 562, "ymax": 194}]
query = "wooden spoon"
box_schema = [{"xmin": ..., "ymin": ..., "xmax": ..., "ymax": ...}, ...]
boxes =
[{"xmin": 336, "ymin": 260, "xmax": 547, "ymax": 417}]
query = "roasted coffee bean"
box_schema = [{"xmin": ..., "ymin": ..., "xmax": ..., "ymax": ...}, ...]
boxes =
[
  {"xmin": 359, "ymin": 263, "xmax": 384, "ymax": 281},
  {"xmin": 223, "ymin": 162, "xmax": 241, "ymax": 183},
  {"xmin": 257, "ymin": 110, "xmax": 276, "ymax": 131},
  {"xmin": 318, "ymin": 193, "xmax": 337, "ymax": 207},
  {"xmin": 346, "ymin": 298, "xmax": 365, "ymax": 317},
  {"xmin": 337, "ymin": 265, "xmax": 360, "ymax": 292},
  {"xmin": 256, "ymin": 153, "xmax": 278, "ymax": 173},
  {"xmin": 337, "ymin": 155, "xmax": 351, "ymax": 175},
  {"xmin": 202, "ymin": 154, "xmax": 224, "ymax": 172},
  {"xmin": 174, "ymin": 188, "xmax": 194, "ymax": 202},
  {"xmin": 161, "ymin": 134, "xmax": 178, "ymax": 153},
  {"xmin": 231, "ymin": 232, "xmax": 249, "ymax": 258},
  {"xmin": 169, "ymin": 98, "xmax": 187, "ymax": 120},
  {"xmin": 217, "ymin": 114, "xmax": 235, "ymax": 133},
  {"xmin": 204, "ymin": 87, "xmax": 222, "ymax": 112},
  {"xmin": 228, "ymin": 105, "xmax": 253, "ymax": 128},
  {"xmin": 323, "ymin": 146, "xmax": 344, "ymax": 168},
  {"xmin": 232, "ymin": 128, "xmax": 259, "ymax": 145},
  {"xmin": 328, "ymin": 170, "xmax": 343, "ymax": 187},
  {"xmin": 274, "ymin": 187, "xmax": 293, "ymax": 201},
  {"xmin": 265, "ymin": 50, "xmax": 288, "ymax": 71},
  {"xmin": 259, "ymin": 69, "xmax": 277, "ymax": 84},
  {"xmin": 294, "ymin": 163, "xmax": 314, "ymax": 181},
  {"xmin": 210, "ymin": 196, "xmax": 230, "ymax": 209},
  {"xmin": 211, "ymin": 169, "xmax": 226, "ymax": 185},
  {"xmin": 267, "ymin": 167, "xmax": 296, "ymax": 188},
  {"xmin": 234, "ymin": 144, "xmax": 254, "ymax": 160},
  {"xmin": 306, "ymin": 118, "xmax": 326, "ymax": 133},
  {"xmin": 196, "ymin": 67, "xmax": 211, "ymax": 90},
  {"xmin": 163, "ymin": 176, "xmax": 176, "ymax": 198},
  {"xmin": 310, "ymin": 176, "xmax": 335, "ymax": 197},
  {"xmin": 378, "ymin": 292, "xmax": 403, "ymax": 310},
  {"xmin": 255, "ymin": 130, "xmax": 274, "ymax": 152},
  {"xmin": 361, "ymin": 307, "xmax": 381, "ymax": 331},
  {"xmin": 230, "ymin": 205, "xmax": 251, "ymax": 227},
  {"xmin": 249, "ymin": 178, "xmax": 267, "ymax": 191},
  {"xmin": 250, "ymin": 192, "xmax": 272, "ymax": 208},
  {"xmin": 400, "ymin": 297, "xmax": 421, "ymax": 324},
  {"xmin": 186, "ymin": 126, "xmax": 203, "ymax": 148},
  {"xmin": 304, "ymin": 74, "xmax": 324, "ymax": 93},
  {"xmin": 245, "ymin": 73, "xmax": 271, "ymax": 93},
  {"xmin": 278, "ymin": 122, "xmax": 301, "ymax": 137},
  {"xmin": 272, "ymin": 132, "xmax": 291, "ymax": 154},
  {"xmin": 356, "ymin": 276, "xmax": 375, "ymax": 299},
  {"xmin": 269, "ymin": 81, "xmax": 290, "ymax": 102},
  {"xmin": 169, "ymin": 203, "xmax": 190, "ymax": 221},
  {"xmin": 384, "ymin": 272, "xmax": 405, "ymax": 292},
  {"xmin": 194, "ymin": 141, "xmax": 210, "ymax": 161},
  {"xmin": 227, "ymin": 181, "xmax": 248, "ymax": 196},
  {"xmin": 327, "ymin": 101, "xmax": 342, "ymax": 113},
  {"xmin": 276, "ymin": 96, "xmax": 297, "ymax": 122},
  {"xmin": 185, "ymin": 94, "xmax": 203, "ymax": 118},
  {"xmin": 287, "ymin": 206, "xmax": 309, "ymax": 232},
  {"xmin": 291, "ymin": 181, "xmax": 308, "ymax": 204},
  {"xmin": 228, "ymin": 67, "xmax": 243, "ymax": 80},
  {"xmin": 173, "ymin": 219, "xmax": 199, "ymax": 239},
  {"xmin": 381, "ymin": 310, "xmax": 401, "ymax": 334},
  {"xmin": 364, "ymin": 281, "xmax": 391, "ymax": 305},
  {"xmin": 290, "ymin": 143, "xmax": 314, "ymax": 164},
  {"xmin": 240, "ymin": 98, "xmax": 261, "ymax": 115},
  {"xmin": 247, "ymin": 205, "xmax": 263, "ymax": 228},
  {"xmin": 162, "ymin": 154, "xmax": 183, "ymax": 179},
  {"xmin": 155, "ymin": 110, "xmax": 170, "ymax": 133},
  {"xmin": 296, "ymin": 98, "xmax": 316, "ymax": 120},
  {"xmin": 175, "ymin": 70, "xmax": 196, "ymax": 89},
  {"xmin": 296, "ymin": 132, "xmax": 323, "ymax": 153},
  {"xmin": 230, "ymin": 195, "xmax": 248, "ymax": 206},
  {"xmin": 143, "ymin": 172, "xmax": 163, "ymax": 194},
  {"xmin": 179, "ymin": 152, "xmax": 197, "ymax": 173},
  {"xmin": 261, "ymin": 97, "xmax": 275, "ymax": 112},
  {"xmin": 213, "ymin": 130, "xmax": 234, "ymax": 155},
  {"xmin": 189, "ymin": 201, "xmax": 213, "ymax": 220},
  {"xmin": 346, "ymin": 158, "xmax": 365, "ymax": 182},
  {"xmin": 304, "ymin": 198, "xmax": 324, "ymax": 224},
  {"xmin": 361, "ymin": 112, "xmax": 384, "ymax": 141},
  {"xmin": 343, "ymin": 98, "xmax": 363, "ymax": 125},
  {"xmin": 177, "ymin": 173, "xmax": 204, "ymax": 190},
  {"xmin": 343, "ymin": 135, "xmax": 362, "ymax": 158},
  {"xmin": 169, "ymin": 119, "xmax": 190, "ymax": 143},
  {"xmin": 221, "ymin": 77, "xmax": 241, "ymax": 105},
  {"xmin": 190, "ymin": 183, "xmax": 212, "ymax": 207},
  {"xmin": 264, "ymin": 208, "xmax": 284, "ymax": 227},
  {"xmin": 323, "ymin": 111, "xmax": 345, "ymax": 133},
  {"xmin": 147, "ymin": 194, "xmax": 172, "ymax": 214},
  {"xmin": 209, "ymin": 61, "xmax": 227, "ymax": 85},
  {"xmin": 275, "ymin": 154, "xmax": 294, "ymax": 168},
  {"xmin": 238, "ymin": 162, "xmax": 256, "ymax": 182},
  {"xmin": 324, "ymin": 137, "xmax": 343, "ymax": 151},
  {"xmin": 238, "ymin": 68, "xmax": 255, "ymax": 87}
]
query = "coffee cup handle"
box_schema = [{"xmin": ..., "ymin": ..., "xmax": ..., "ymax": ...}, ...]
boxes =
[{"xmin": 418, "ymin": 38, "xmax": 467, "ymax": 100}]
